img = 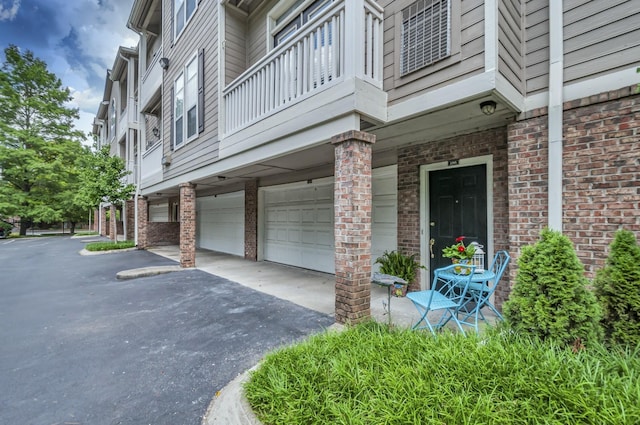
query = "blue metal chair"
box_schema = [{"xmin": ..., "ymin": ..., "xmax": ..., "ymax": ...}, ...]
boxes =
[
  {"xmin": 407, "ymin": 264, "xmax": 476, "ymax": 335},
  {"xmin": 460, "ymin": 250, "xmax": 510, "ymax": 331}
]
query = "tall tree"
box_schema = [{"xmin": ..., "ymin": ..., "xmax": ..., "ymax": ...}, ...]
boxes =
[
  {"xmin": 0, "ymin": 45, "xmax": 85, "ymax": 235},
  {"xmin": 75, "ymin": 145, "xmax": 136, "ymax": 228}
]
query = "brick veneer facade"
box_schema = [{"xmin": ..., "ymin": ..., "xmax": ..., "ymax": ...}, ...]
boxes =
[
  {"xmin": 397, "ymin": 127, "xmax": 510, "ymax": 306},
  {"xmin": 148, "ymin": 222, "xmax": 180, "ymax": 245},
  {"xmin": 137, "ymin": 197, "xmax": 148, "ymax": 249},
  {"xmin": 125, "ymin": 200, "xmax": 135, "ymax": 241},
  {"xmin": 100, "ymin": 206, "xmax": 107, "ymax": 236},
  {"xmin": 179, "ymin": 183, "xmax": 197, "ymax": 268},
  {"xmin": 245, "ymin": 179, "xmax": 258, "ymax": 261},
  {"xmin": 332, "ymin": 130, "xmax": 375, "ymax": 324},
  {"xmin": 109, "ymin": 205, "xmax": 117, "ymax": 240},
  {"xmin": 508, "ymin": 86, "xmax": 640, "ymax": 280}
]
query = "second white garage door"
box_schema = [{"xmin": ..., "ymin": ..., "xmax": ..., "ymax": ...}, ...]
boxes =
[
  {"xmin": 261, "ymin": 166, "xmax": 397, "ymax": 274},
  {"xmin": 262, "ymin": 180, "xmax": 335, "ymax": 273},
  {"xmin": 196, "ymin": 191, "xmax": 245, "ymax": 256}
]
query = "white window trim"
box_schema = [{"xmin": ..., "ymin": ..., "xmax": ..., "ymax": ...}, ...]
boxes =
[
  {"xmin": 174, "ymin": 0, "xmax": 198, "ymax": 41},
  {"xmin": 266, "ymin": 0, "xmax": 332, "ymax": 51},
  {"xmin": 173, "ymin": 52, "xmax": 199, "ymax": 150}
]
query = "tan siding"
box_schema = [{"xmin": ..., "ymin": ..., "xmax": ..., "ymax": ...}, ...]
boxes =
[
  {"xmin": 524, "ymin": 0, "xmax": 549, "ymax": 95},
  {"xmin": 384, "ymin": 0, "xmax": 485, "ymax": 105},
  {"xmin": 162, "ymin": 0, "xmax": 220, "ymax": 181},
  {"xmin": 225, "ymin": 7, "xmax": 247, "ymax": 84},
  {"xmin": 526, "ymin": 0, "xmax": 640, "ymax": 95},
  {"xmin": 498, "ymin": 0, "xmax": 524, "ymax": 93},
  {"xmin": 247, "ymin": 0, "xmax": 275, "ymax": 67},
  {"xmin": 563, "ymin": 1, "xmax": 640, "ymax": 84}
]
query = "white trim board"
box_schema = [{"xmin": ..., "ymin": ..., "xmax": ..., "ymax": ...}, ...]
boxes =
[{"xmin": 419, "ymin": 155, "xmax": 494, "ymax": 290}]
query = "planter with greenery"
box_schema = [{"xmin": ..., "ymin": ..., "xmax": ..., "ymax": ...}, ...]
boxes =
[
  {"xmin": 85, "ymin": 241, "xmax": 135, "ymax": 252},
  {"xmin": 594, "ymin": 229, "xmax": 640, "ymax": 348},
  {"xmin": 374, "ymin": 250, "xmax": 426, "ymax": 296},
  {"xmin": 503, "ymin": 228, "xmax": 603, "ymax": 348}
]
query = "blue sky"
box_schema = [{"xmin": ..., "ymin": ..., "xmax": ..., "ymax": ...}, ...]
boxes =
[{"xmin": 0, "ymin": 0, "xmax": 137, "ymax": 139}]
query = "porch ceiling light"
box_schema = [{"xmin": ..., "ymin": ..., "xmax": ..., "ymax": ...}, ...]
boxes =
[{"xmin": 480, "ymin": 100, "xmax": 497, "ymax": 115}]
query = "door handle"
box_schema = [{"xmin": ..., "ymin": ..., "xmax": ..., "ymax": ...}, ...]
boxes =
[{"xmin": 429, "ymin": 238, "xmax": 435, "ymax": 258}]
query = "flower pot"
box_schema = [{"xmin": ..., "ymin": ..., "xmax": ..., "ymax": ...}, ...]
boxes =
[{"xmin": 452, "ymin": 259, "xmax": 470, "ymax": 275}]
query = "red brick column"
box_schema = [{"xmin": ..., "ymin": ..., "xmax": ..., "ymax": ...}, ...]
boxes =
[
  {"xmin": 332, "ymin": 130, "xmax": 375, "ymax": 324},
  {"xmin": 93, "ymin": 209, "xmax": 99, "ymax": 232},
  {"xmin": 180, "ymin": 183, "xmax": 197, "ymax": 268},
  {"xmin": 137, "ymin": 197, "xmax": 148, "ymax": 249},
  {"xmin": 125, "ymin": 199, "xmax": 135, "ymax": 241},
  {"xmin": 100, "ymin": 206, "xmax": 107, "ymax": 236},
  {"xmin": 245, "ymin": 179, "xmax": 258, "ymax": 261},
  {"xmin": 109, "ymin": 205, "xmax": 117, "ymax": 241}
]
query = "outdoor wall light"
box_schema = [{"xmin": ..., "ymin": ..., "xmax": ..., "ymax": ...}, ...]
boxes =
[
  {"xmin": 480, "ymin": 100, "xmax": 497, "ymax": 115},
  {"xmin": 159, "ymin": 57, "xmax": 169, "ymax": 70},
  {"xmin": 152, "ymin": 127, "xmax": 160, "ymax": 137}
]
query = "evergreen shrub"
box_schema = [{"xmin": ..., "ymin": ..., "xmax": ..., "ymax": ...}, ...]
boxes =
[
  {"xmin": 503, "ymin": 228, "xmax": 602, "ymax": 347},
  {"xmin": 594, "ymin": 229, "xmax": 640, "ymax": 348}
]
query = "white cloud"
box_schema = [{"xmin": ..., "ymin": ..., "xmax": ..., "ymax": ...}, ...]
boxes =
[{"xmin": 0, "ymin": 0, "xmax": 20, "ymax": 22}]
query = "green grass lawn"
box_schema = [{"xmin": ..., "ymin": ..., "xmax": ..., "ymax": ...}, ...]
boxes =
[
  {"xmin": 244, "ymin": 322, "xmax": 640, "ymax": 425},
  {"xmin": 85, "ymin": 241, "xmax": 135, "ymax": 251}
]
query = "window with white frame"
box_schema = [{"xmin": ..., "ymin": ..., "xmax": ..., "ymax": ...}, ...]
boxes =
[
  {"xmin": 271, "ymin": 0, "xmax": 333, "ymax": 48},
  {"xmin": 400, "ymin": 0, "xmax": 450, "ymax": 76},
  {"xmin": 173, "ymin": 54, "xmax": 198, "ymax": 149},
  {"xmin": 174, "ymin": 0, "xmax": 197, "ymax": 38}
]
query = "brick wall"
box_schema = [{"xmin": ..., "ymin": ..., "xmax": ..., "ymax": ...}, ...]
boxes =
[
  {"xmin": 397, "ymin": 127, "xmax": 510, "ymax": 302},
  {"xmin": 245, "ymin": 179, "xmax": 258, "ymax": 261},
  {"xmin": 179, "ymin": 183, "xmax": 197, "ymax": 268},
  {"xmin": 147, "ymin": 222, "xmax": 180, "ymax": 245},
  {"xmin": 508, "ymin": 86, "xmax": 640, "ymax": 279},
  {"xmin": 332, "ymin": 131, "xmax": 375, "ymax": 324},
  {"xmin": 125, "ymin": 200, "xmax": 135, "ymax": 241},
  {"xmin": 100, "ymin": 207, "xmax": 107, "ymax": 236},
  {"xmin": 137, "ymin": 197, "xmax": 148, "ymax": 249}
]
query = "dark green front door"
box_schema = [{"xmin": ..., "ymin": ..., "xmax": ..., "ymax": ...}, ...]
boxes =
[{"xmin": 428, "ymin": 164, "xmax": 487, "ymax": 282}]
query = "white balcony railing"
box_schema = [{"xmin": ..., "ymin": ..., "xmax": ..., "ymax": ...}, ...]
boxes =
[{"xmin": 223, "ymin": 0, "xmax": 383, "ymax": 135}]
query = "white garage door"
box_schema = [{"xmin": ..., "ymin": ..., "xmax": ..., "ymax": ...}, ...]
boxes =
[
  {"xmin": 372, "ymin": 165, "xmax": 398, "ymax": 271},
  {"xmin": 262, "ymin": 167, "xmax": 397, "ymax": 275},
  {"xmin": 262, "ymin": 180, "xmax": 335, "ymax": 273},
  {"xmin": 196, "ymin": 191, "xmax": 245, "ymax": 256}
]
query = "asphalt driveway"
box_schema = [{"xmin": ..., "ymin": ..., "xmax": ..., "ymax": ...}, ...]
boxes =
[{"xmin": 0, "ymin": 237, "xmax": 334, "ymax": 425}]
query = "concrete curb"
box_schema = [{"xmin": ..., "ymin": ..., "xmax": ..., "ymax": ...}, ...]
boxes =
[
  {"xmin": 79, "ymin": 247, "xmax": 138, "ymax": 256},
  {"xmin": 116, "ymin": 265, "xmax": 186, "ymax": 280},
  {"xmin": 202, "ymin": 366, "xmax": 263, "ymax": 425}
]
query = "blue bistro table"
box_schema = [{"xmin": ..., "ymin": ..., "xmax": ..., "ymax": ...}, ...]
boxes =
[
  {"xmin": 435, "ymin": 267, "xmax": 496, "ymax": 331},
  {"xmin": 371, "ymin": 272, "xmax": 408, "ymax": 326}
]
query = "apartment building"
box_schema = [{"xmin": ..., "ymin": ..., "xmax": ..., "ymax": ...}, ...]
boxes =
[
  {"xmin": 95, "ymin": 0, "xmax": 640, "ymax": 324},
  {"xmin": 93, "ymin": 46, "xmax": 139, "ymax": 241}
]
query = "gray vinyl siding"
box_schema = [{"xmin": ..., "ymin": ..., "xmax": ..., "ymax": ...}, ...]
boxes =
[
  {"xmin": 525, "ymin": 0, "xmax": 640, "ymax": 96},
  {"xmin": 161, "ymin": 0, "xmax": 220, "ymax": 181},
  {"xmin": 247, "ymin": 0, "xmax": 273, "ymax": 67},
  {"xmin": 524, "ymin": 0, "xmax": 548, "ymax": 95},
  {"xmin": 563, "ymin": 0, "xmax": 640, "ymax": 84},
  {"xmin": 382, "ymin": 0, "xmax": 486, "ymax": 105},
  {"xmin": 225, "ymin": 7, "xmax": 247, "ymax": 85},
  {"xmin": 498, "ymin": 0, "xmax": 524, "ymax": 93}
]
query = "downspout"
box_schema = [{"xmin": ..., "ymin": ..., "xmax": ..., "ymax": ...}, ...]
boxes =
[{"xmin": 548, "ymin": 0, "xmax": 564, "ymax": 231}]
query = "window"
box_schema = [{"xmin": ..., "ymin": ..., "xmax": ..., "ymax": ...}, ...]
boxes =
[
  {"xmin": 173, "ymin": 53, "xmax": 201, "ymax": 149},
  {"xmin": 400, "ymin": 0, "xmax": 450, "ymax": 76},
  {"xmin": 174, "ymin": 0, "xmax": 197, "ymax": 38},
  {"xmin": 272, "ymin": 0, "xmax": 333, "ymax": 48},
  {"xmin": 120, "ymin": 76, "xmax": 127, "ymax": 114}
]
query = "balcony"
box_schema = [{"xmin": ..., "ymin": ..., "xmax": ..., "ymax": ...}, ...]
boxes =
[
  {"xmin": 221, "ymin": 0, "xmax": 385, "ymax": 158},
  {"xmin": 140, "ymin": 46, "xmax": 163, "ymax": 111}
]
